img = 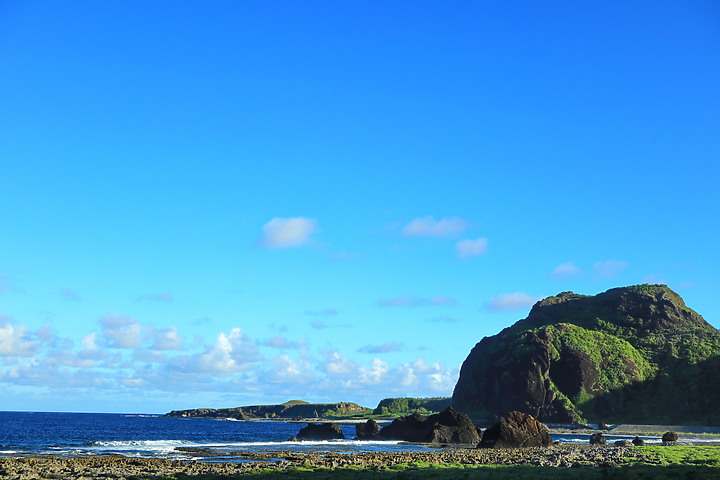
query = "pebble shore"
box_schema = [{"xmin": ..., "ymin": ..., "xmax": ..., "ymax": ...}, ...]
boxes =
[{"xmin": 0, "ymin": 445, "xmax": 660, "ymax": 480}]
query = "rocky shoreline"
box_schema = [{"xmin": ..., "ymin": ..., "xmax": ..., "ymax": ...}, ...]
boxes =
[{"xmin": 0, "ymin": 445, "xmax": 669, "ymax": 479}]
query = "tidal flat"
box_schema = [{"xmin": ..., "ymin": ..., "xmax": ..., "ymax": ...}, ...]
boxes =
[{"xmin": 1, "ymin": 445, "xmax": 720, "ymax": 480}]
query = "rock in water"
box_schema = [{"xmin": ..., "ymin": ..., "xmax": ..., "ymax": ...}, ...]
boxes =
[
  {"xmin": 477, "ymin": 411, "xmax": 551, "ymax": 448},
  {"xmin": 378, "ymin": 408, "xmax": 481, "ymax": 444},
  {"xmin": 355, "ymin": 419, "xmax": 380, "ymax": 440},
  {"xmin": 662, "ymin": 431, "xmax": 679, "ymax": 442},
  {"xmin": 632, "ymin": 436, "xmax": 645, "ymax": 446},
  {"xmin": 378, "ymin": 413, "xmax": 429, "ymax": 442},
  {"xmin": 452, "ymin": 284, "xmax": 720, "ymax": 424},
  {"xmin": 295, "ymin": 423, "xmax": 344, "ymax": 441},
  {"xmin": 424, "ymin": 407, "xmax": 482, "ymax": 444},
  {"xmin": 589, "ymin": 432, "xmax": 606, "ymax": 445}
]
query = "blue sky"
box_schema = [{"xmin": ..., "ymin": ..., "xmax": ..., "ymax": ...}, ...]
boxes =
[{"xmin": 1, "ymin": 1, "xmax": 718, "ymax": 413}]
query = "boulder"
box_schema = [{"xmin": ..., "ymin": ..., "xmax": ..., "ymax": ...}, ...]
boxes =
[
  {"xmin": 295, "ymin": 423, "xmax": 344, "ymax": 441},
  {"xmin": 662, "ymin": 431, "xmax": 679, "ymax": 443},
  {"xmin": 378, "ymin": 408, "xmax": 481, "ymax": 444},
  {"xmin": 477, "ymin": 411, "xmax": 551, "ymax": 448},
  {"xmin": 378, "ymin": 413, "xmax": 429, "ymax": 442},
  {"xmin": 355, "ymin": 419, "xmax": 380, "ymax": 440},
  {"xmin": 424, "ymin": 407, "xmax": 482, "ymax": 444},
  {"xmin": 614, "ymin": 439, "xmax": 633, "ymax": 446},
  {"xmin": 589, "ymin": 432, "xmax": 606, "ymax": 445},
  {"xmin": 632, "ymin": 436, "xmax": 645, "ymax": 446}
]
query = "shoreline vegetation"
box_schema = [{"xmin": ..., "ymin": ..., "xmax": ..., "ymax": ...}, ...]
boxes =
[{"xmin": 2, "ymin": 444, "xmax": 720, "ymax": 479}]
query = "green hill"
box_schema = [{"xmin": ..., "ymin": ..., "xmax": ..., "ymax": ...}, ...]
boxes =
[{"xmin": 452, "ymin": 285, "xmax": 720, "ymax": 425}]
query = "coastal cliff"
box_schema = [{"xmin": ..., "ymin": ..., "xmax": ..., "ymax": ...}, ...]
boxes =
[
  {"xmin": 452, "ymin": 284, "xmax": 720, "ymax": 425},
  {"xmin": 166, "ymin": 400, "xmax": 370, "ymax": 420}
]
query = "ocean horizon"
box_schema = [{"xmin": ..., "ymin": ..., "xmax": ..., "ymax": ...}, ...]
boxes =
[{"xmin": 0, "ymin": 411, "xmax": 699, "ymax": 462}]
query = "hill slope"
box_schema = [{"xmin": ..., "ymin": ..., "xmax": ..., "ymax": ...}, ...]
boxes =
[{"xmin": 452, "ymin": 285, "xmax": 720, "ymax": 424}]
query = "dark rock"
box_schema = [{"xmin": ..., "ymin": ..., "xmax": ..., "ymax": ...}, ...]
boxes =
[
  {"xmin": 614, "ymin": 439, "xmax": 633, "ymax": 446},
  {"xmin": 632, "ymin": 436, "xmax": 645, "ymax": 446},
  {"xmin": 295, "ymin": 423, "xmax": 344, "ymax": 441},
  {"xmin": 355, "ymin": 419, "xmax": 380, "ymax": 440},
  {"xmin": 424, "ymin": 407, "xmax": 482, "ymax": 444},
  {"xmin": 378, "ymin": 408, "xmax": 481, "ymax": 444},
  {"xmin": 378, "ymin": 413, "xmax": 429, "ymax": 442},
  {"xmin": 477, "ymin": 411, "xmax": 551, "ymax": 448},
  {"xmin": 662, "ymin": 431, "xmax": 679, "ymax": 442},
  {"xmin": 589, "ymin": 432, "xmax": 606, "ymax": 445},
  {"xmin": 598, "ymin": 422, "xmax": 610, "ymax": 430}
]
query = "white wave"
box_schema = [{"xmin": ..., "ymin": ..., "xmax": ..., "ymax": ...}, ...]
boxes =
[
  {"xmin": 200, "ymin": 439, "xmax": 402, "ymax": 447},
  {"xmin": 0, "ymin": 450, "xmax": 18, "ymax": 454}
]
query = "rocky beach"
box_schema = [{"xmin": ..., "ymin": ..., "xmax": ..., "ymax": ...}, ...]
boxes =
[{"xmin": 0, "ymin": 443, "xmax": 703, "ymax": 480}]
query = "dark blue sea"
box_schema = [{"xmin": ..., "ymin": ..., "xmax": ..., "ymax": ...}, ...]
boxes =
[{"xmin": 0, "ymin": 412, "xmax": 672, "ymax": 462}]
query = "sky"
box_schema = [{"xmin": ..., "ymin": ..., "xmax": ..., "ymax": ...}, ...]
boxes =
[{"xmin": 1, "ymin": 1, "xmax": 718, "ymax": 414}]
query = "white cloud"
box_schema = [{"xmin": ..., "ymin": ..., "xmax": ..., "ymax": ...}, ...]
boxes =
[
  {"xmin": 550, "ymin": 261, "xmax": 583, "ymax": 279},
  {"xmin": 258, "ymin": 217, "xmax": 319, "ymax": 249},
  {"xmin": 0, "ymin": 320, "xmax": 37, "ymax": 356},
  {"xmin": 196, "ymin": 328, "xmax": 261, "ymax": 374},
  {"xmin": 593, "ymin": 260, "xmax": 629, "ymax": 278},
  {"xmin": 486, "ymin": 292, "xmax": 539, "ymax": 311},
  {"xmin": 322, "ymin": 350, "xmax": 357, "ymax": 375},
  {"xmin": 81, "ymin": 333, "xmax": 98, "ymax": 350},
  {"xmin": 151, "ymin": 327, "xmax": 183, "ymax": 351},
  {"xmin": 259, "ymin": 353, "xmax": 315, "ymax": 385},
  {"xmin": 455, "ymin": 237, "xmax": 488, "ymax": 258},
  {"xmin": 401, "ymin": 216, "xmax": 468, "ymax": 238},
  {"xmin": 98, "ymin": 313, "xmax": 143, "ymax": 349}
]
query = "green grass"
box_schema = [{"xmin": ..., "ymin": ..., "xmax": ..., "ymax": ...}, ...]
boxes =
[
  {"xmin": 133, "ymin": 448, "xmax": 720, "ymax": 480},
  {"xmin": 631, "ymin": 445, "xmax": 720, "ymax": 467},
  {"xmin": 136, "ymin": 464, "xmax": 720, "ymax": 480}
]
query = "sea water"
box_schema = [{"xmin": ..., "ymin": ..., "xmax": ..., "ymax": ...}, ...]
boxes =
[
  {"xmin": 0, "ymin": 411, "xmax": 689, "ymax": 462},
  {"xmin": 0, "ymin": 411, "xmax": 437, "ymax": 461}
]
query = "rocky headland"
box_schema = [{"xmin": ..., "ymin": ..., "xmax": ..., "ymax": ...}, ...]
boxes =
[{"xmin": 452, "ymin": 284, "xmax": 720, "ymax": 425}]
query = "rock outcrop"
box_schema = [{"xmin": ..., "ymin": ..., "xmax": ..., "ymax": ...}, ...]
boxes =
[
  {"xmin": 355, "ymin": 419, "xmax": 380, "ymax": 440},
  {"xmin": 662, "ymin": 431, "xmax": 679, "ymax": 442},
  {"xmin": 478, "ymin": 411, "xmax": 551, "ymax": 448},
  {"xmin": 294, "ymin": 423, "xmax": 345, "ymax": 441},
  {"xmin": 378, "ymin": 407, "xmax": 481, "ymax": 444},
  {"xmin": 452, "ymin": 285, "xmax": 720, "ymax": 424}
]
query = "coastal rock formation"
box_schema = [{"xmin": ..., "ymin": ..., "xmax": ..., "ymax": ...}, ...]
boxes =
[
  {"xmin": 355, "ymin": 419, "xmax": 380, "ymax": 440},
  {"xmin": 589, "ymin": 433, "xmax": 606, "ymax": 445},
  {"xmin": 373, "ymin": 397, "xmax": 451, "ymax": 416},
  {"xmin": 166, "ymin": 400, "xmax": 370, "ymax": 420},
  {"xmin": 452, "ymin": 285, "xmax": 720, "ymax": 424},
  {"xmin": 295, "ymin": 423, "xmax": 345, "ymax": 441},
  {"xmin": 478, "ymin": 411, "xmax": 551, "ymax": 448},
  {"xmin": 378, "ymin": 407, "xmax": 481, "ymax": 444},
  {"xmin": 662, "ymin": 431, "xmax": 679, "ymax": 442}
]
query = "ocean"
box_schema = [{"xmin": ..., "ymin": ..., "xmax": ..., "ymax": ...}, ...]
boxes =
[{"xmin": 0, "ymin": 411, "xmax": 679, "ymax": 462}]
